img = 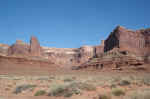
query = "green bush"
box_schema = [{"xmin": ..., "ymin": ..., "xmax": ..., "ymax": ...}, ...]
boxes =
[
  {"xmin": 34, "ymin": 90, "xmax": 46, "ymax": 96},
  {"xmin": 112, "ymin": 88, "xmax": 125, "ymax": 96}
]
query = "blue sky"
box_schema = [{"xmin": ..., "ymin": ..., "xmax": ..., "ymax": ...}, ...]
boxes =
[{"xmin": 0, "ymin": 0, "xmax": 150, "ymax": 48}]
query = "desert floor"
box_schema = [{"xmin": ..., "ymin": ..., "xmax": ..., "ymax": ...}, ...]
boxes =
[{"xmin": 0, "ymin": 68, "xmax": 150, "ymax": 99}]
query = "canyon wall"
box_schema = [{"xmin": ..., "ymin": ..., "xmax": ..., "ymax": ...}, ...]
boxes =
[
  {"xmin": 104, "ymin": 26, "xmax": 150, "ymax": 57},
  {"xmin": 1, "ymin": 26, "xmax": 150, "ymax": 66}
]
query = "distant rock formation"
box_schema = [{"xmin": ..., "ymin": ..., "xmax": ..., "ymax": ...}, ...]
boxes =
[
  {"xmin": 0, "ymin": 44, "xmax": 9, "ymax": 56},
  {"xmin": 8, "ymin": 40, "xmax": 30, "ymax": 56},
  {"xmin": 104, "ymin": 26, "xmax": 150, "ymax": 57},
  {"xmin": 8, "ymin": 37, "xmax": 43, "ymax": 57},
  {"xmin": 95, "ymin": 40, "xmax": 105, "ymax": 57},
  {"xmin": 42, "ymin": 47, "xmax": 80, "ymax": 66},
  {"xmin": 30, "ymin": 36, "xmax": 42, "ymax": 56},
  {"xmin": 79, "ymin": 46, "xmax": 96, "ymax": 63},
  {"xmin": 1, "ymin": 26, "xmax": 150, "ymax": 67}
]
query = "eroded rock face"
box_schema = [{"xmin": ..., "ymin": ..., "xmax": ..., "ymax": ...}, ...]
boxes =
[
  {"xmin": 42, "ymin": 46, "xmax": 96, "ymax": 66},
  {"xmin": 0, "ymin": 44, "xmax": 9, "ymax": 56},
  {"xmin": 30, "ymin": 36, "xmax": 42, "ymax": 56},
  {"xmin": 104, "ymin": 26, "xmax": 150, "ymax": 57},
  {"xmin": 8, "ymin": 40, "xmax": 30, "ymax": 56},
  {"xmin": 79, "ymin": 46, "xmax": 96, "ymax": 63},
  {"xmin": 8, "ymin": 37, "xmax": 43, "ymax": 57},
  {"xmin": 42, "ymin": 47, "xmax": 80, "ymax": 66},
  {"xmin": 95, "ymin": 40, "xmax": 105, "ymax": 57}
]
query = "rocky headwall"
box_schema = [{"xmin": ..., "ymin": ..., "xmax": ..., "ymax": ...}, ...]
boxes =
[{"xmin": 104, "ymin": 26, "xmax": 150, "ymax": 57}]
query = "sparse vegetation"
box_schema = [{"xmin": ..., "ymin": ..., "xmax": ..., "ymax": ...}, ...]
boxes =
[
  {"xmin": 63, "ymin": 76, "xmax": 74, "ymax": 82},
  {"xmin": 119, "ymin": 79, "xmax": 131, "ymax": 86},
  {"xmin": 48, "ymin": 83, "xmax": 67, "ymax": 96},
  {"xmin": 34, "ymin": 90, "xmax": 46, "ymax": 96},
  {"xmin": 13, "ymin": 84, "xmax": 36, "ymax": 94},
  {"xmin": 1, "ymin": 73, "xmax": 150, "ymax": 98},
  {"xmin": 125, "ymin": 89, "xmax": 150, "ymax": 99},
  {"xmin": 78, "ymin": 82, "xmax": 96, "ymax": 91},
  {"xmin": 48, "ymin": 82, "xmax": 81, "ymax": 97},
  {"xmin": 97, "ymin": 94, "xmax": 111, "ymax": 99},
  {"xmin": 112, "ymin": 88, "xmax": 125, "ymax": 96},
  {"xmin": 142, "ymin": 77, "xmax": 150, "ymax": 85}
]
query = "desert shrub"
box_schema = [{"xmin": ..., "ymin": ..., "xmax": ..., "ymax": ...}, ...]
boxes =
[
  {"xmin": 98, "ymin": 94, "xmax": 111, "ymax": 99},
  {"xmin": 142, "ymin": 77, "xmax": 150, "ymax": 85},
  {"xmin": 112, "ymin": 88, "xmax": 125, "ymax": 96},
  {"xmin": 13, "ymin": 84, "xmax": 36, "ymax": 94},
  {"xmin": 49, "ymin": 75, "xmax": 55, "ymax": 80},
  {"xmin": 78, "ymin": 83, "xmax": 96, "ymax": 91},
  {"xmin": 119, "ymin": 79, "xmax": 131, "ymax": 86},
  {"xmin": 64, "ymin": 91, "xmax": 74, "ymax": 97},
  {"xmin": 37, "ymin": 77, "xmax": 49, "ymax": 81},
  {"xmin": 110, "ymin": 83, "xmax": 117, "ymax": 88},
  {"xmin": 34, "ymin": 90, "xmax": 46, "ymax": 96},
  {"xmin": 48, "ymin": 82, "xmax": 81, "ymax": 97},
  {"xmin": 48, "ymin": 84, "xmax": 67, "ymax": 96},
  {"xmin": 68, "ymin": 81, "xmax": 81, "ymax": 95},
  {"xmin": 63, "ymin": 77, "xmax": 74, "ymax": 82}
]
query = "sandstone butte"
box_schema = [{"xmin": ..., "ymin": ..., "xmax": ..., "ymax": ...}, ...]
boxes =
[{"xmin": 0, "ymin": 26, "xmax": 150, "ymax": 70}]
